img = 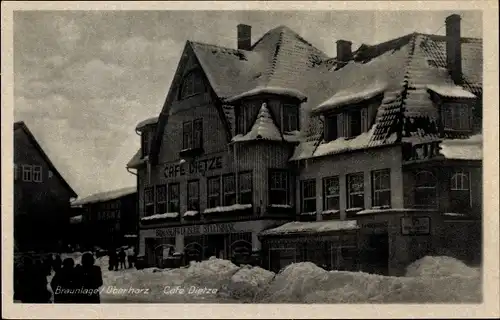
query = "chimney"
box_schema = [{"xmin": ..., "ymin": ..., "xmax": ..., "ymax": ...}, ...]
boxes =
[
  {"xmin": 445, "ymin": 14, "xmax": 462, "ymax": 84},
  {"xmin": 237, "ymin": 24, "xmax": 252, "ymax": 50},
  {"xmin": 336, "ymin": 40, "xmax": 352, "ymax": 67}
]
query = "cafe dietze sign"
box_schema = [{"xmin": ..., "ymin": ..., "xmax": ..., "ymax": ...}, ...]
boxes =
[{"xmin": 164, "ymin": 156, "xmax": 223, "ymax": 178}]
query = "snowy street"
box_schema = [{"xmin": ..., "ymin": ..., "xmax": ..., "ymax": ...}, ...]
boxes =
[{"xmin": 50, "ymin": 253, "xmax": 481, "ymax": 303}]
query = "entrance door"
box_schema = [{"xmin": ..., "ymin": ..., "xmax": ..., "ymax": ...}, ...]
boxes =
[
  {"xmin": 204, "ymin": 234, "xmax": 226, "ymax": 259},
  {"xmin": 366, "ymin": 233, "xmax": 389, "ymax": 275}
]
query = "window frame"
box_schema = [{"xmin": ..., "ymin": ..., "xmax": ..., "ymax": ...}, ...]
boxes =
[
  {"xmin": 301, "ymin": 179, "xmax": 317, "ymax": 214},
  {"xmin": 182, "ymin": 121, "xmax": 193, "ymax": 150},
  {"xmin": 155, "ymin": 184, "xmax": 167, "ymax": 215},
  {"xmin": 442, "ymin": 103, "xmax": 472, "ymax": 132},
  {"xmin": 207, "ymin": 176, "xmax": 222, "ymax": 209},
  {"xmin": 32, "ymin": 165, "xmax": 42, "ymax": 183},
  {"xmin": 414, "ymin": 170, "xmax": 438, "ymax": 208},
  {"xmin": 141, "ymin": 130, "xmax": 151, "ymax": 158},
  {"xmin": 144, "ymin": 187, "xmax": 155, "ymax": 216},
  {"xmin": 238, "ymin": 171, "xmax": 253, "ymax": 205},
  {"xmin": 193, "ymin": 118, "xmax": 203, "ymax": 149},
  {"xmin": 346, "ymin": 172, "xmax": 365, "ymax": 209},
  {"xmin": 371, "ymin": 169, "xmax": 392, "ymax": 208},
  {"xmin": 167, "ymin": 182, "xmax": 180, "ymax": 213},
  {"xmin": 348, "ymin": 109, "xmax": 362, "ymax": 138},
  {"xmin": 282, "ymin": 103, "xmax": 299, "ymax": 133},
  {"xmin": 269, "ymin": 169, "xmax": 289, "ymax": 206},
  {"xmin": 179, "ymin": 70, "xmax": 205, "ymax": 100},
  {"xmin": 187, "ymin": 180, "xmax": 200, "ymax": 211},
  {"xmin": 222, "ymin": 173, "xmax": 237, "ymax": 206},
  {"xmin": 22, "ymin": 165, "xmax": 33, "ymax": 182},
  {"xmin": 323, "ymin": 176, "xmax": 340, "ymax": 211},
  {"xmin": 450, "ymin": 171, "xmax": 472, "ymax": 209},
  {"xmin": 324, "ymin": 114, "xmax": 338, "ymax": 142}
]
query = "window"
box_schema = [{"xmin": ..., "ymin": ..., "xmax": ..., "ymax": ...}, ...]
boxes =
[
  {"xmin": 156, "ymin": 185, "xmax": 167, "ymax": 214},
  {"xmin": 33, "ymin": 165, "xmax": 42, "ymax": 182},
  {"xmin": 282, "ymin": 104, "xmax": 299, "ymax": 132},
  {"xmin": 347, "ymin": 172, "xmax": 364, "ymax": 209},
  {"xmin": 182, "ymin": 121, "xmax": 193, "ymax": 150},
  {"xmin": 450, "ymin": 171, "xmax": 471, "ymax": 210},
  {"xmin": 22, "ymin": 165, "xmax": 32, "ymax": 182},
  {"xmin": 269, "ymin": 170, "xmax": 289, "ymax": 205},
  {"xmin": 324, "ymin": 115, "xmax": 338, "ymax": 142},
  {"xmin": 301, "ymin": 179, "xmax": 316, "ymax": 213},
  {"xmin": 443, "ymin": 103, "xmax": 471, "ymax": 131},
  {"xmin": 414, "ymin": 171, "xmax": 437, "ymax": 207},
  {"xmin": 239, "ymin": 172, "xmax": 253, "ymax": 205},
  {"xmin": 348, "ymin": 110, "xmax": 362, "ymax": 137},
  {"xmin": 372, "ymin": 169, "xmax": 391, "ymax": 207},
  {"xmin": 236, "ymin": 102, "xmax": 260, "ymax": 135},
  {"xmin": 323, "ymin": 176, "xmax": 340, "ymax": 211},
  {"xmin": 223, "ymin": 174, "xmax": 236, "ymax": 206},
  {"xmin": 168, "ymin": 183, "xmax": 180, "ymax": 213},
  {"xmin": 182, "ymin": 119, "xmax": 203, "ymax": 150},
  {"xmin": 179, "ymin": 70, "xmax": 204, "ymax": 99},
  {"xmin": 144, "ymin": 187, "xmax": 154, "ymax": 216},
  {"xmin": 207, "ymin": 176, "xmax": 221, "ymax": 208},
  {"xmin": 141, "ymin": 130, "xmax": 151, "ymax": 158},
  {"xmin": 187, "ymin": 180, "xmax": 200, "ymax": 211}
]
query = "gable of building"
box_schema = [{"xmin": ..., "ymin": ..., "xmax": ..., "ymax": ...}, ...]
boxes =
[{"xmin": 14, "ymin": 121, "xmax": 78, "ymax": 198}]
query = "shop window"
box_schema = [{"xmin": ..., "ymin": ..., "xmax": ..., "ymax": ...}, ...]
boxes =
[
  {"xmin": 179, "ymin": 70, "xmax": 205, "ymax": 100},
  {"xmin": 141, "ymin": 130, "xmax": 151, "ymax": 158},
  {"xmin": 144, "ymin": 187, "xmax": 154, "ymax": 216},
  {"xmin": 347, "ymin": 172, "xmax": 364, "ymax": 209},
  {"xmin": 223, "ymin": 174, "xmax": 236, "ymax": 206},
  {"xmin": 168, "ymin": 183, "xmax": 180, "ymax": 213},
  {"xmin": 207, "ymin": 176, "xmax": 221, "ymax": 208},
  {"xmin": 450, "ymin": 171, "xmax": 471, "ymax": 210},
  {"xmin": 324, "ymin": 115, "xmax": 338, "ymax": 142},
  {"xmin": 155, "ymin": 184, "xmax": 167, "ymax": 214},
  {"xmin": 414, "ymin": 170, "xmax": 438, "ymax": 207},
  {"xmin": 239, "ymin": 171, "xmax": 253, "ymax": 205},
  {"xmin": 442, "ymin": 103, "xmax": 471, "ymax": 131},
  {"xmin": 269, "ymin": 170, "xmax": 289, "ymax": 205},
  {"xmin": 22, "ymin": 165, "xmax": 32, "ymax": 182},
  {"xmin": 323, "ymin": 176, "xmax": 340, "ymax": 211},
  {"xmin": 348, "ymin": 109, "xmax": 362, "ymax": 137},
  {"xmin": 371, "ymin": 169, "xmax": 391, "ymax": 207},
  {"xmin": 301, "ymin": 179, "xmax": 316, "ymax": 214},
  {"xmin": 187, "ymin": 180, "xmax": 200, "ymax": 211},
  {"xmin": 32, "ymin": 165, "xmax": 42, "ymax": 182},
  {"xmin": 182, "ymin": 119, "xmax": 203, "ymax": 151},
  {"xmin": 282, "ymin": 104, "xmax": 299, "ymax": 132}
]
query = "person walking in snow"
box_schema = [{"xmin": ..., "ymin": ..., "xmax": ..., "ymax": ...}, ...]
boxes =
[
  {"xmin": 74, "ymin": 252, "xmax": 103, "ymax": 303},
  {"xmin": 127, "ymin": 247, "xmax": 135, "ymax": 269},
  {"xmin": 118, "ymin": 248, "xmax": 126, "ymax": 270},
  {"xmin": 51, "ymin": 258, "xmax": 78, "ymax": 303},
  {"xmin": 108, "ymin": 248, "xmax": 117, "ymax": 271}
]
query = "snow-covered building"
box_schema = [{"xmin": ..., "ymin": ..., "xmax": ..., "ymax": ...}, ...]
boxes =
[
  {"xmin": 127, "ymin": 14, "xmax": 482, "ymax": 274},
  {"xmin": 14, "ymin": 121, "xmax": 78, "ymax": 252},
  {"xmin": 71, "ymin": 186, "xmax": 138, "ymax": 251}
]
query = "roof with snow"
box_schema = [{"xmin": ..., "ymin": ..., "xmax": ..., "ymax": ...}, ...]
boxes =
[
  {"xmin": 439, "ymin": 134, "xmax": 482, "ymax": 160},
  {"xmin": 232, "ymin": 103, "xmax": 283, "ymax": 143},
  {"xmin": 14, "ymin": 121, "xmax": 78, "ymax": 198},
  {"xmin": 71, "ymin": 186, "xmax": 136, "ymax": 206},
  {"xmin": 136, "ymin": 117, "xmax": 159, "ymax": 131},
  {"xmin": 259, "ymin": 220, "xmax": 359, "ymax": 237}
]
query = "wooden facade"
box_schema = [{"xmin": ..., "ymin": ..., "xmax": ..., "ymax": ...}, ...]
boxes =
[{"xmin": 13, "ymin": 122, "xmax": 78, "ymax": 252}]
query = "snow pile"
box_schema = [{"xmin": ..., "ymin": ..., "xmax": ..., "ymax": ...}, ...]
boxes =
[
  {"xmin": 405, "ymin": 256, "xmax": 480, "ymax": 278},
  {"xmin": 222, "ymin": 265, "xmax": 275, "ymax": 301}
]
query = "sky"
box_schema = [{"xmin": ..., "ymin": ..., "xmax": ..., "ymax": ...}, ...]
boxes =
[{"xmin": 13, "ymin": 10, "xmax": 482, "ymax": 199}]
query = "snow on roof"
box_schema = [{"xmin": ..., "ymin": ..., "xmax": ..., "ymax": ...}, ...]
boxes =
[
  {"xmin": 204, "ymin": 204, "xmax": 252, "ymax": 214},
  {"xmin": 127, "ymin": 149, "xmax": 148, "ymax": 169},
  {"xmin": 224, "ymin": 86, "xmax": 307, "ymax": 104},
  {"xmin": 312, "ymin": 82, "xmax": 387, "ymax": 114},
  {"xmin": 69, "ymin": 215, "xmax": 83, "ymax": 224},
  {"xmin": 183, "ymin": 210, "xmax": 199, "ymax": 217},
  {"xmin": 259, "ymin": 220, "xmax": 359, "ymax": 237},
  {"xmin": 232, "ymin": 103, "xmax": 283, "ymax": 143},
  {"xmin": 135, "ymin": 117, "xmax": 159, "ymax": 131},
  {"xmin": 141, "ymin": 212, "xmax": 179, "ymax": 221},
  {"xmin": 439, "ymin": 134, "xmax": 482, "ymax": 160},
  {"xmin": 427, "ymin": 84, "xmax": 476, "ymax": 99},
  {"xmin": 71, "ymin": 186, "xmax": 136, "ymax": 206}
]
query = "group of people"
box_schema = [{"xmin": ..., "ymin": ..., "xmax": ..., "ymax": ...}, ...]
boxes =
[
  {"xmin": 108, "ymin": 247, "xmax": 136, "ymax": 271},
  {"xmin": 14, "ymin": 252, "xmax": 104, "ymax": 303}
]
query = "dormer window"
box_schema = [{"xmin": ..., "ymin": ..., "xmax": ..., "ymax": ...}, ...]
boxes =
[
  {"xmin": 348, "ymin": 109, "xmax": 362, "ymax": 138},
  {"xmin": 324, "ymin": 114, "xmax": 338, "ymax": 142},
  {"xmin": 236, "ymin": 101, "xmax": 260, "ymax": 135},
  {"xmin": 282, "ymin": 104, "xmax": 299, "ymax": 132},
  {"xmin": 442, "ymin": 103, "xmax": 472, "ymax": 131},
  {"xmin": 179, "ymin": 70, "xmax": 205, "ymax": 100},
  {"xmin": 141, "ymin": 130, "xmax": 152, "ymax": 158}
]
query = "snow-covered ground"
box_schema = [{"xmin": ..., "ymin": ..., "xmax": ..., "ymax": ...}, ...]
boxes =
[{"xmin": 51, "ymin": 253, "xmax": 481, "ymax": 303}]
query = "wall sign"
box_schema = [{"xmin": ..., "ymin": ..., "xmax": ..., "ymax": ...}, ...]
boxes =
[
  {"xmin": 401, "ymin": 216, "xmax": 431, "ymax": 235},
  {"xmin": 155, "ymin": 223, "xmax": 237, "ymax": 238},
  {"xmin": 164, "ymin": 156, "xmax": 223, "ymax": 178}
]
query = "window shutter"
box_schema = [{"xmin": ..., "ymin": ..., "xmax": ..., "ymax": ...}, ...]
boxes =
[
  {"xmin": 337, "ymin": 113, "xmax": 345, "ymax": 138},
  {"xmin": 361, "ymin": 107, "xmax": 368, "ymax": 132}
]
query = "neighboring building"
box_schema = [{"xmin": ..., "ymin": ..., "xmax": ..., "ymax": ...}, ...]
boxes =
[
  {"xmin": 71, "ymin": 187, "xmax": 138, "ymax": 251},
  {"xmin": 127, "ymin": 14, "xmax": 482, "ymax": 274},
  {"xmin": 14, "ymin": 121, "xmax": 78, "ymax": 252}
]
